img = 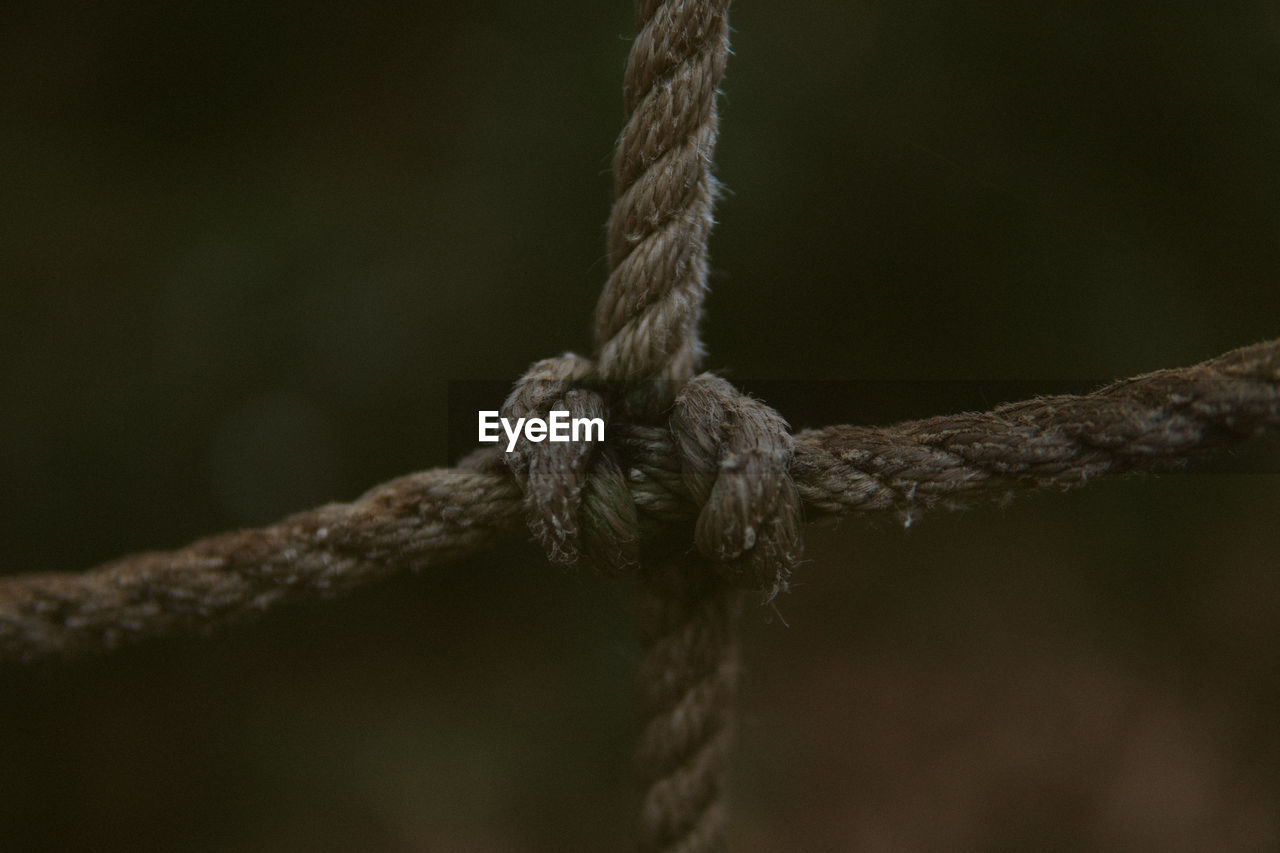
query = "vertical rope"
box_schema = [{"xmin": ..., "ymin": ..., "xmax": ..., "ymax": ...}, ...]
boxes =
[
  {"xmin": 596, "ymin": 0, "xmax": 730, "ymax": 388},
  {"xmin": 634, "ymin": 551, "xmax": 742, "ymax": 851},
  {"xmin": 593, "ymin": 1, "xmax": 737, "ymax": 849}
]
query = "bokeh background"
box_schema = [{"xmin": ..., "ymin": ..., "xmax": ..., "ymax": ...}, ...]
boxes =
[{"xmin": 4, "ymin": 1, "xmax": 1280, "ymax": 849}]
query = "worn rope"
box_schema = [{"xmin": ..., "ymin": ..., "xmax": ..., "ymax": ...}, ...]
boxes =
[
  {"xmin": 587, "ymin": 2, "xmax": 746, "ymax": 849},
  {"xmin": 501, "ymin": 354, "xmax": 643, "ymax": 578},
  {"xmin": 4, "ymin": 1, "xmax": 1279, "ymax": 844},
  {"xmin": 634, "ymin": 551, "xmax": 740, "ymax": 852},
  {"xmin": 3, "ymin": 339, "xmax": 1278, "ymax": 665},
  {"xmin": 0, "ymin": 456, "xmax": 524, "ymax": 662},
  {"xmin": 793, "ymin": 338, "xmax": 1280, "ymax": 517},
  {"xmin": 595, "ymin": 0, "xmax": 728, "ymax": 388},
  {"xmin": 671, "ymin": 374, "xmax": 802, "ymax": 598}
]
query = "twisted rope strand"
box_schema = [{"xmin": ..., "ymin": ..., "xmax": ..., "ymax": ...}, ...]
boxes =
[
  {"xmin": 595, "ymin": 0, "xmax": 730, "ymax": 386},
  {"xmin": 0, "ymin": 456, "xmax": 523, "ymax": 662},
  {"xmin": 671, "ymin": 374, "xmax": 803, "ymax": 598},
  {"xmin": 501, "ymin": 355, "xmax": 642, "ymax": 577},
  {"xmin": 3, "ymin": 339, "xmax": 1278, "ymax": 664},
  {"xmin": 594, "ymin": 3, "xmax": 740, "ymax": 849},
  {"xmin": 6, "ymin": 4, "xmax": 1273, "ymax": 849},
  {"xmin": 792, "ymin": 338, "xmax": 1280, "ymax": 516},
  {"xmin": 634, "ymin": 552, "xmax": 740, "ymax": 852}
]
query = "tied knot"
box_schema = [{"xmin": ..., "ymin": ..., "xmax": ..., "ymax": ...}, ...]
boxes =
[
  {"xmin": 670, "ymin": 374, "xmax": 802, "ymax": 600},
  {"xmin": 502, "ymin": 354, "xmax": 641, "ymax": 578},
  {"xmin": 503, "ymin": 356, "xmax": 803, "ymax": 598}
]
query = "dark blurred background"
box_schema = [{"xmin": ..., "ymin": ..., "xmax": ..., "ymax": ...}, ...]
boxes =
[{"xmin": 3, "ymin": 1, "xmax": 1280, "ymax": 849}]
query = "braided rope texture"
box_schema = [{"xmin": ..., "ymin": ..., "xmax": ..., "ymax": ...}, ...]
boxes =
[
  {"xmin": 3, "ymin": 2, "xmax": 1276, "ymax": 848},
  {"xmin": 635, "ymin": 553, "xmax": 741, "ymax": 852},
  {"xmin": 501, "ymin": 360, "xmax": 803, "ymax": 595},
  {"xmin": 592, "ymin": 3, "xmax": 741, "ymax": 847},
  {"xmin": 499, "ymin": 356, "xmax": 802, "ymax": 849},
  {"xmin": 0, "ymin": 455, "xmax": 523, "ymax": 662},
  {"xmin": 595, "ymin": 0, "xmax": 729, "ymax": 386},
  {"xmin": 3, "ymin": 340, "xmax": 1278, "ymax": 665},
  {"xmin": 501, "ymin": 354, "xmax": 643, "ymax": 578},
  {"xmin": 794, "ymin": 338, "xmax": 1280, "ymax": 516}
]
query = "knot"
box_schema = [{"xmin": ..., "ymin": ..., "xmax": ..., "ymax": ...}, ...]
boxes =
[
  {"xmin": 503, "ymin": 358, "xmax": 802, "ymax": 598},
  {"xmin": 502, "ymin": 354, "xmax": 641, "ymax": 578},
  {"xmin": 670, "ymin": 374, "xmax": 803, "ymax": 600}
]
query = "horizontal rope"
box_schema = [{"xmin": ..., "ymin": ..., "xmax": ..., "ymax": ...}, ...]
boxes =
[
  {"xmin": 793, "ymin": 338, "xmax": 1280, "ymax": 516},
  {"xmin": 0, "ymin": 463, "xmax": 525, "ymax": 662},
  {"xmin": 2, "ymin": 339, "xmax": 1278, "ymax": 662}
]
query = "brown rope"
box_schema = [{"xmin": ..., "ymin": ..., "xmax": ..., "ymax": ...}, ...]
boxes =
[
  {"xmin": 595, "ymin": 0, "xmax": 728, "ymax": 389},
  {"xmin": 501, "ymin": 354, "xmax": 643, "ymax": 578},
  {"xmin": 792, "ymin": 338, "xmax": 1280, "ymax": 517},
  {"xmin": 0, "ymin": 456, "xmax": 523, "ymax": 662},
  {"xmin": 591, "ymin": 3, "xmax": 743, "ymax": 849},
  {"xmin": 4, "ymin": 339, "xmax": 1278, "ymax": 666},
  {"xmin": 634, "ymin": 551, "xmax": 740, "ymax": 852},
  {"xmin": 671, "ymin": 374, "xmax": 802, "ymax": 599},
  {"xmin": 2, "ymin": 0, "xmax": 1279, "ymax": 845}
]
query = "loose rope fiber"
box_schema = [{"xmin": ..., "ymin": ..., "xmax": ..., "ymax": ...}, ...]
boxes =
[{"xmin": 4, "ymin": 339, "xmax": 1277, "ymax": 663}]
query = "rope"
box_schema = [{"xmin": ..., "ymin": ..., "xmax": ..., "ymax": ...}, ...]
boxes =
[
  {"xmin": 671, "ymin": 374, "xmax": 802, "ymax": 598},
  {"xmin": 501, "ymin": 354, "xmax": 642, "ymax": 578},
  {"xmin": 2, "ymin": 0, "xmax": 1279, "ymax": 844},
  {"xmin": 4, "ymin": 339, "xmax": 1278, "ymax": 666},
  {"xmin": 635, "ymin": 551, "xmax": 740, "ymax": 852},
  {"xmin": 0, "ymin": 455, "xmax": 523, "ymax": 662},
  {"xmin": 595, "ymin": 0, "xmax": 729, "ymax": 389},
  {"xmin": 589, "ymin": 3, "xmax": 743, "ymax": 848},
  {"xmin": 793, "ymin": 338, "xmax": 1280, "ymax": 516}
]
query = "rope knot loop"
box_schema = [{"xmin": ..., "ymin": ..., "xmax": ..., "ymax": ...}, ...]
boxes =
[
  {"xmin": 502, "ymin": 354, "xmax": 641, "ymax": 578},
  {"xmin": 670, "ymin": 373, "xmax": 803, "ymax": 600},
  {"xmin": 504, "ymin": 358, "xmax": 803, "ymax": 597}
]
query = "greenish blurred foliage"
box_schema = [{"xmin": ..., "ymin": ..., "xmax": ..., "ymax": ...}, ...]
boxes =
[{"xmin": 2, "ymin": 1, "xmax": 1279, "ymax": 849}]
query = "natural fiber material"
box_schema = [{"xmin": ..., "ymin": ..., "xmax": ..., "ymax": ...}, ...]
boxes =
[
  {"xmin": 501, "ymin": 354, "xmax": 642, "ymax": 578},
  {"xmin": 4, "ymin": 339, "xmax": 1279, "ymax": 664},
  {"xmin": 635, "ymin": 552, "xmax": 741, "ymax": 852},
  {"xmin": 3, "ymin": 0, "xmax": 1279, "ymax": 846},
  {"xmin": 593, "ymin": 3, "xmax": 739, "ymax": 844},
  {"xmin": 671, "ymin": 374, "xmax": 802, "ymax": 599},
  {"xmin": 792, "ymin": 338, "xmax": 1280, "ymax": 517},
  {"xmin": 501, "ymin": 3, "xmax": 743, "ymax": 844},
  {"xmin": 499, "ymin": 363, "xmax": 803, "ymax": 595},
  {"xmin": 595, "ymin": 0, "xmax": 729, "ymax": 389},
  {"xmin": 0, "ymin": 457, "xmax": 523, "ymax": 662}
]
